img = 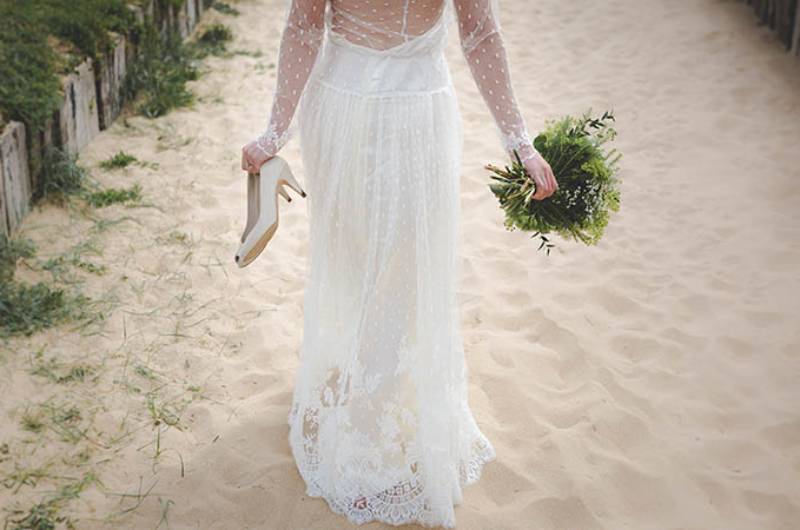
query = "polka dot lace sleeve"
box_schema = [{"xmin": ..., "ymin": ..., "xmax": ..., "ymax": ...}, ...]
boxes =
[
  {"xmin": 255, "ymin": 0, "xmax": 326, "ymax": 158},
  {"xmin": 453, "ymin": 0, "xmax": 539, "ymax": 162}
]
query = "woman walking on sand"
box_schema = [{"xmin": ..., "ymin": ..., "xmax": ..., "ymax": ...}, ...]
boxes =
[{"xmin": 240, "ymin": 0, "xmax": 557, "ymax": 527}]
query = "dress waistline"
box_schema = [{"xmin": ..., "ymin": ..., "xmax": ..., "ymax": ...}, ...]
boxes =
[{"xmin": 310, "ymin": 34, "xmax": 452, "ymax": 96}]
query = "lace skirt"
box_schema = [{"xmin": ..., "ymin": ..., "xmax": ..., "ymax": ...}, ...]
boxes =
[{"xmin": 288, "ymin": 35, "xmax": 496, "ymax": 529}]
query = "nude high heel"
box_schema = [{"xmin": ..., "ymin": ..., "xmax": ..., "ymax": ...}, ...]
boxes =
[
  {"xmin": 241, "ymin": 171, "xmax": 292, "ymax": 244},
  {"xmin": 235, "ymin": 156, "xmax": 306, "ymax": 268}
]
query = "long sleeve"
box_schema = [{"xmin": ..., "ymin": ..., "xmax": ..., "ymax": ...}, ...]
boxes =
[
  {"xmin": 453, "ymin": 0, "xmax": 539, "ymax": 161},
  {"xmin": 255, "ymin": 0, "xmax": 326, "ymax": 157}
]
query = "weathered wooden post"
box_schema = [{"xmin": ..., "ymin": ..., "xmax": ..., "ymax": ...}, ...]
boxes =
[
  {"xmin": 58, "ymin": 59, "xmax": 101, "ymax": 155},
  {"xmin": 745, "ymin": 0, "xmax": 799, "ymax": 54},
  {"xmin": 0, "ymin": 122, "xmax": 31, "ymax": 236},
  {"xmin": 1, "ymin": 0, "xmax": 210, "ymax": 237},
  {"xmin": 187, "ymin": 0, "xmax": 199, "ymax": 32},
  {"xmin": 97, "ymin": 34, "xmax": 128, "ymax": 130},
  {"xmin": 25, "ymin": 116, "xmax": 57, "ymax": 201}
]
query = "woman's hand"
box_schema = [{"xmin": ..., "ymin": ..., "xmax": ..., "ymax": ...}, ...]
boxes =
[
  {"xmin": 522, "ymin": 150, "xmax": 558, "ymax": 201},
  {"xmin": 241, "ymin": 140, "xmax": 274, "ymax": 174}
]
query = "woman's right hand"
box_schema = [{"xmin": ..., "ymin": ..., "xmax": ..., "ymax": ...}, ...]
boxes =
[
  {"xmin": 241, "ymin": 140, "xmax": 275, "ymax": 175},
  {"xmin": 521, "ymin": 149, "xmax": 558, "ymax": 200}
]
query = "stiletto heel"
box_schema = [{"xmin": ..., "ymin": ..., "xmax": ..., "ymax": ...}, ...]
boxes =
[
  {"xmin": 235, "ymin": 156, "xmax": 306, "ymax": 268},
  {"xmin": 277, "ymin": 163, "xmax": 307, "ymax": 198}
]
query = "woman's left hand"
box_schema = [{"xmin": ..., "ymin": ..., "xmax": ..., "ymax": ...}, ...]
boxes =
[
  {"xmin": 241, "ymin": 141, "xmax": 274, "ymax": 174},
  {"xmin": 523, "ymin": 152, "xmax": 558, "ymax": 201}
]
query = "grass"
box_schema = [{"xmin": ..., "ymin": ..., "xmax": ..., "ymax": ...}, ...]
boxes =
[
  {"xmin": 122, "ymin": 20, "xmax": 234, "ymax": 117},
  {"xmin": 39, "ymin": 401, "xmax": 87, "ymax": 444},
  {"xmin": 2, "ymin": 238, "xmax": 85, "ymax": 336},
  {"xmin": 37, "ymin": 238, "xmax": 109, "ymax": 288},
  {"xmin": 0, "ymin": 231, "xmax": 104, "ymax": 338},
  {"xmin": 0, "ymin": 277, "xmax": 75, "ymax": 338},
  {"xmin": 37, "ymin": 147, "xmax": 143, "ymax": 208},
  {"xmin": 0, "ymin": 4, "xmax": 229, "ymax": 527},
  {"xmin": 3, "ymin": 472, "xmax": 96, "ymax": 530},
  {"xmin": 2, "ymin": 465, "xmax": 53, "ymax": 493},
  {"xmin": 123, "ymin": 24, "xmax": 199, "ymax": 118},
  {"xmin": 43, "ymin": 257, "xmax": 104, "ymax": 277},
  {"xmin": 0, "ymin": 2, "xmax": 62, "ymax": 132},
  {"xmin": 34, "ymin": 0, "xmax": 137, "ymax": 61},
  {"xmin": 0, "ymin": 234, "xmax": 36, "ymax": 284},
  {"xmin": 155, "ymin": 230, "xmax": 190, "ymax": 246},
  {"xmin": 20, "ymin": 409, "xmax": 46, "ymax": 434},
  {"xmin": 30, "ymin": 356, "xmax": 96, "ymax": 384},
  {"xmin": 99, "ymin": 151, "xmax": 159, "ymax": 172},
  {"xmin": 99, "ymin": 151, "xmax": 138, "ymax": 169},
  {"xmin": 85, "ymin": 183, "xmax": 142, "ymax": 208},
  {"xmin": 211, "ymin": 2, "xmax": 239, "ymax": 16},
  {"xmin": 0, "ymin": 1, "xmax": 230, "ymax": 130},
  {"xmin": 36, "ymin": 147, "xmax": 89, "ymax": 204},
  {"xmin": 0, "ymin": 0, "xmax": 138, "ymax": 131},
  {"xmin": 193, "ymin": 22, "xmax": 233, "ymax": 58}
]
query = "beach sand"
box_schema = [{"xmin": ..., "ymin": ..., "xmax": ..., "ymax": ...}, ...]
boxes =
[{"xmin": 1, "ymin": 0, "xmax": 799, "ymax": 528}]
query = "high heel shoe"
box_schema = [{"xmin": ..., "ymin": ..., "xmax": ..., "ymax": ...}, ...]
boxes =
[
  {"xmin": 235, "ymin": 156, "xmax": 306, "ymax": 268},
  {"xmin": 240, "ymin": 172, "xmax": 292, "ymax": 244}
]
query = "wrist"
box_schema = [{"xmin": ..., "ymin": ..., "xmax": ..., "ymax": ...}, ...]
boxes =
[
  {"xmin": 513, "ymin": 143, "xmax": 539, "ymax": 163},
  {"xmin": 254, "ymin": 137, "xmax": 275, "ymax": 157},
  {"xmin": 501, "ymin": 129, "xmax": 537, "ymax": 161},
  {"xmin": 255, "ymin": 122, "xmax": 288, "ymax": 158}
]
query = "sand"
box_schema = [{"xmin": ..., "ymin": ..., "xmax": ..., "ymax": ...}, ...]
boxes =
[{"xmin": 1, "ymin": 0, "xmax": 799, "ymax": 528}]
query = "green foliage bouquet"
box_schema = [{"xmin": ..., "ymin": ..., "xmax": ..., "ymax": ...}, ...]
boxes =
[{"xmin": 486, "ymin": 110, "xmax": 622, "ymax": 255}]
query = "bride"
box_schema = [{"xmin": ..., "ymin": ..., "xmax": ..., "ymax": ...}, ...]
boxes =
[{"xmin": 240, "ymin": 0, "xmax": 557, "ymax": 527}]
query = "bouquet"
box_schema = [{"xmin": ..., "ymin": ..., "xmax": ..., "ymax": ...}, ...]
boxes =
[{"xmin": 486, "ymin": 110, "xmax": 621, "ymax": 255}]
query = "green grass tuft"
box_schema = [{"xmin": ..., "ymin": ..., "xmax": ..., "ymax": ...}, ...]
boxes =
[
  {"xmin": 124, "ymin": 24, "xmax": 199, "ymax": 118},
  {"xmin": 211, "ymin": 2, "xmax": 239, "ymax": 16},
  {"xmin": 0, "ymin": 233, "xmax": 94, "ymax": 338},
  {"xmin": 0, "ymin": 281, "xmax": 73, "ymax": 338},
  {"xmin": 0, "ymin": 234, "xmax": 36, "ymax": 284},
  {"xmin": 37, "ymin": 147, "xmax": 144, "ymax": 209},
  {"xmin": 3, "ymin": 472, "xmax": 95, "ymax": 530},
  {"xmin": 31, "ymin": 357, "xmax": 96, "ymax": 384},
  {"xmin": 99, "ymin": 151, "xmax": 138, "ymax": 169},
  {"xmin": 193, "ymin": 22, "xmax": 233, "ymax": 57},
  {"xmin": 84, "ymin": 183, "xmax": 142, "ymax": 207},
  {"xmin": 37, "ymin": 147, "xmax": 89, "ymax": 203}
]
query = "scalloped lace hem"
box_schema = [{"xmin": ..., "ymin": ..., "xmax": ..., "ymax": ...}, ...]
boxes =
[{"xmin": 287, "ymin": 413, "xmax": 497, "ymax": 529}]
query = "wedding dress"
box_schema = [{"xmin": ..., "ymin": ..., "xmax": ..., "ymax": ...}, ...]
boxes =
[{"xmin": 254, "ymin": 0, "xmax": 538, "ymax": 527}]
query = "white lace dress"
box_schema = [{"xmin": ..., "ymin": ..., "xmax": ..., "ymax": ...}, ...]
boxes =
[{"xmin": 253, "ymin": 1, "xmax": 539, "ymax": 527}]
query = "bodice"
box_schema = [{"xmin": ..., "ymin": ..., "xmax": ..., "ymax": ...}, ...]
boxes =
[
  {"xmin": 325, "ymin": 0, "xmax": 452, "ymax": 57},
  {"xmin": 254, "ymin": 0, "xmax": 539, "ymax": 165},
  {"xmin": 313, "ymin": 4, "xmax": 452, "ymax": 96}
]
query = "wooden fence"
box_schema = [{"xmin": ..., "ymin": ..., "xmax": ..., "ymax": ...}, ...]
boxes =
[
  {"xmin": 0, "ymin": 0, "xmax": 211, "ymax": 238},
  {"xmin": 745, "ymin": 0, "xmax": 800, "ymax": 56}
]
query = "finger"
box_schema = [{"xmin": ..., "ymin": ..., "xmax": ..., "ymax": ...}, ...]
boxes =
[
  {"xmin": 545, "ymin": 168, "xmax": 556, "ymax": 196},
  {"xmin": 532, "ymin": 174, "xmax": 548, "ymax": 200},
  {"xmin": 540, "ymin": 171, "xmax": 554, "ymax": 198},
  {"xmin": 546, "ymin": 168, "xmax": 558, "ymax": 194},
  {"xmin": 537, "ymin": 170, "xmax": 551, "ymax": 195},
  {"xmin": 542, "ymin": 177, "xmax": 553, "ymax": 198}
]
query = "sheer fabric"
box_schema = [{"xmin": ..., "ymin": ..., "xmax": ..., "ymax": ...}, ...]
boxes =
[
  {"xmin": 256, "ymin": 0, "xmax": 540, "ymax": 162},
  {"xmin": 258, "ymin": 1, "xmax": 535, "ymax": 527}
]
